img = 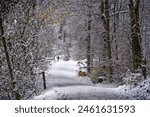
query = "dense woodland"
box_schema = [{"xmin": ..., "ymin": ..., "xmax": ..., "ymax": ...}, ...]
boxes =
[{"xmin": 0, "ymin": 0, "xmax": 150, "ymax": 100}]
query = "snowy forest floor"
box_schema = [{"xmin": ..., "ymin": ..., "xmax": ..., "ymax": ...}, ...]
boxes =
[{"xmin": 33, "ymin": 60, "xmax": 150, "ymax": 100}]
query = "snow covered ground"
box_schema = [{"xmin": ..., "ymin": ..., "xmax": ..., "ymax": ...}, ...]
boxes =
[
  {"xmin": 44, "ymin": 60, "xmax": 92, "ymax": 88},
  {"xmin": 125, "ymin": 78, "xmax": 150, "ymax": 100},
  {"xmin": 34, "ymin": 60, "xmax": 150, "ymax": 100}
]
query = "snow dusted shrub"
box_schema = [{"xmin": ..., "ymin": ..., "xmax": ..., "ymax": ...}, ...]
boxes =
[
  {"xmin": 122, "ymin": 69, "xmax": 144, "ymax": 88},
  {"xmin": 90, "ymin": 67, "xmax": 106, "ymax": 84},
  {"xmin": 127, "ymin": 78, "xmax": 150, "ymax": 99},
  {"xmin": 77, "ymin": 60, "xmax": 87, "ymax": 77},
  {"xmin": 90, "ymin": 67, "xmax": 101, "ymax": 83},
  {"xmin": 78, "ymin": 71, "xmax": 87, "ymax": 77}
]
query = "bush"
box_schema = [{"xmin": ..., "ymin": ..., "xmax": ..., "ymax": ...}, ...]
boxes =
[
  {"xmin": 90, "ymin": 67, "xmax": 107, "ymax": 84},
  {"xmin": 122, "ymin": 69, "xmax": 144, "ymax": 88}
]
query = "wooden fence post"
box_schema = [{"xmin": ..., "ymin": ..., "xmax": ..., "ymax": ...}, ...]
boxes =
[{"xmin": 42, "ymin": 72, "xmax": 46, "ymax": 89}]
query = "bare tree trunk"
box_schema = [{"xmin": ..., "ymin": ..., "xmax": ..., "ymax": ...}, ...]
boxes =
[
  {"xmin": 101, "ymin": 0, "xmax": 113, "ymax": 83},
  {"xmin": 128, "ymin": 0, "xmax": 147, "ymax": 79},
  {"xmin": 0, "ymin": 15, "xmax": 20, "ymax": 100},
  {"xmin": 112, "ymin": 0, "xmax": 119, "ymax": 60},
  {"xmin": 86, "ymin": 8, "xmax": 92, "ymax": 74}
]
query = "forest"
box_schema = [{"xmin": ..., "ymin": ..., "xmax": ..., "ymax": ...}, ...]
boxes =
[{"xmin": 0, "ymin": 0, "xmax": 150, "ymax": 100}]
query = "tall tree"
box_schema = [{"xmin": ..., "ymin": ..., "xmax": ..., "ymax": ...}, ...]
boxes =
[
  {"xmin": 86, "ymin": 5, "xmax": 92, "ymax": 74},
  {"xmin": 101, "ymin": 0, "xmax": 113, "ymax": 83},
  {"xmin": 0, "ymin": 0, "xmax": 20, "ymax": 99},
  {"xmin": 128, "ymin": 0, "xmax": 146, "ymax": 79}
]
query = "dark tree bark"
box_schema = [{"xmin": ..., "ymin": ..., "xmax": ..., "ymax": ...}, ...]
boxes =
[
  {"xmin": 112, "ymin": 0, "xmax": 119, "ymax": 60},
  {"xmin": 128, "ymin": 0, "xmax": 147, "ymax": 79},
  {"xmin": 86, "ymin": 8, "xmax": 92, "ymax": 74},
  {"xmin": 101, "ymin": 0, "xmax": 113, "ymax": 83}
]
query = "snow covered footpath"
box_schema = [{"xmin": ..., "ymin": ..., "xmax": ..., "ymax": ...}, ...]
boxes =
[
  {"xmin": 33, "ymin": 60, "xmax": 150, "ymax": 100},
  {"xmin": 44, "ymin": 60, "xmax": 92, "ymax": 88}
]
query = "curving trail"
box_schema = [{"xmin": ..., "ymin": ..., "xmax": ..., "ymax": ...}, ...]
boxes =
[{"xmin": 34, "ymin": 60, "xmax": 127, "ymax": 100}]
